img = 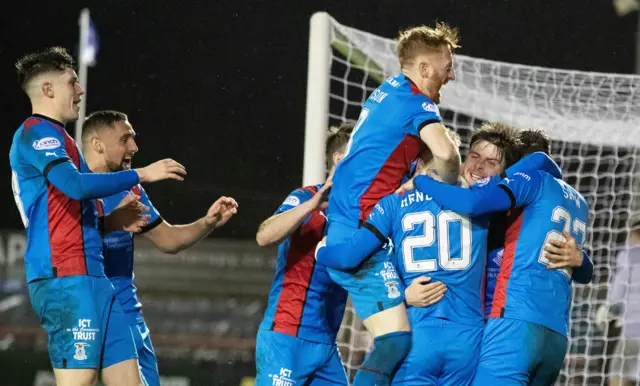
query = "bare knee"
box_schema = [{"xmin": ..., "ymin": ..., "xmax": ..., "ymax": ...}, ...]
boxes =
[
  {"xmin": 363, "ymin": 303, "xmax": 411, "ymax": 338},
  {"xmin": 102, "ymin": 358, "xmax": 144, "ymax": 386},
  {"xmin": 54, "ymin": 368, "xmax": 98, "ymax": 386}
]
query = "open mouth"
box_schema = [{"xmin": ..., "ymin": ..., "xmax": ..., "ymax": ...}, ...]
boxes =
[
  {"xmin": 73, "ymin": 99, "xmax": 82, "ymax": 110},
  {"xmin": 469, "ymin": 173, "xmax": 484, "ymax": 181},
  {"xmin": 121, "ymin": 156, "xmax": 133, "ymax": 169}
]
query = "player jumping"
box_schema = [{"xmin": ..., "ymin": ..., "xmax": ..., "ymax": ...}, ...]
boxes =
[
  {"xmin": 81, "ymin": 110, "xmax": 238, "ymax": 386},
  {"xmin": 325, "ymin": 23, "xmax": 461, "ymax": 385},
  {"xmin": 10, "ymin": 47, "xmax": 185, "ymax": 386},
  {"xmin": 413, "ymin": 131, "xmax": 594, "ymax": 385},
  {"xmin": 319, "ymin": 123, "xmax": 513, "ymax": 385}
]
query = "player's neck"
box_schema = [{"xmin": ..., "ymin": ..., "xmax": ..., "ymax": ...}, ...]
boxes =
[
  {"xmin": 85, "ymin": 153, "xmax": 109, "ymax": 173},
  {"xmin": 401, "ymin": 69, "xmax": 435, "ymax": 101},
  {"xmin": 31, "ymin": 104, "xmax": 66, "ymax": 126}
]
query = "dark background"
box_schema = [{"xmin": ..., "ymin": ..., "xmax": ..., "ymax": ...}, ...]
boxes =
[{"xmin": 1, "ymin": 0, "xmax": 637, "ymax": 239}]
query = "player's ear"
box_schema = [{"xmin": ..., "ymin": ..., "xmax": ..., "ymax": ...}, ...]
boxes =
[
  {"xmin": 91, "ymin": 137, "xmax": 104, "ymax": 153},
  {"xmin": 418, "ymin": 59, "xmax": 431, "ymax": 79},
  {"xmin": 41, "ymin": 81, "xmax": 54, "ymax": 98},
  {"xmin": 333, "ymin": 151, "xmax": 344, "ymax": 166}
]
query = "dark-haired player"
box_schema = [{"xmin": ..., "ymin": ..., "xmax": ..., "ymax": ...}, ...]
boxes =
[
  {"xmin": 81, "ymin": 110, "xmax": 238, "ymax": 385},
  {"xmin": 412, "ymin": 130, "xmax": 593, "ymax": 385},
  {"xmin": 10, "ymin": 47, "xmax": 185, "ymax": 386},
  {"xmin": 254, "ymin": 123, "xmax": 352, "ymax": 385}
]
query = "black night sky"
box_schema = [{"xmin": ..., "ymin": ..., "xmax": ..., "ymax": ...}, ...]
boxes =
[{"xmin": 1, "ymin": 0, "xmax": 636, "ymax": 238}]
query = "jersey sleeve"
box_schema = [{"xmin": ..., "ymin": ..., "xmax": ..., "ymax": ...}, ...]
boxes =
[
  {"xmin": 19, "ymin": 121, "xmax": 70, "ymax": 176},
  {"xmin": 138, "ymin": 185, "xmax": 163, "ymax": 233},
  {"xmin": 19, "ymin": 122, "xmax": 140, "ymax": 200},
  {"xmin": 414, "ymin": 175, "xmax": 511, "ymax": 216},
  {"xmin": 497, "ymin": 171, "xmax": 544, "ymax": 209},
  {"xmin": 274, "ymin": 188, "xmax": 315, "ymax": 216},
  {"xmin": 505, "ymin": 152, "xmax": 563, "ymax": 180},
  {"xmin": 364, "ymin": 194, "xmax": 397, "ymax": 242},
  {"xmin": 408, "ymin": 97, "xmax": 442, "ymax": 136}
]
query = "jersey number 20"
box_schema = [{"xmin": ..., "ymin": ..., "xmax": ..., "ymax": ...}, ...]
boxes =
[{"xmin": 401, "ymin": 211, "xmax": 472, "ymax": 273}]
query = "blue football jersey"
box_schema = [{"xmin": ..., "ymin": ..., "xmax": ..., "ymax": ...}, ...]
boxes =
[
  {"xmin": 329, "ymin": 74, "xmax": 441, "ymax": 226},
  {"xmin": 492, "ymin": 171, "xmax": 589, "ymax": 336},
  {"xmin": 98, "ymin": 184, "xmax": 162, "ymax": 323},
  {"xmin": 485, "ymin": 211, "xmax": 508, "ymax": 318},
  {"xmin": 366, "ymin": 190, "xmax": 490, "ymax": 327},
  {"xmin": 260, "ymin": 185, "xmax": 348, "ymax": 344},
  {"xmin": 10, "ymin": 115, "xmax": 104, "ymax": 282}
]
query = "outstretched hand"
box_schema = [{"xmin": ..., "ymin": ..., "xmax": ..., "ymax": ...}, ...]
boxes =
[
  {"xmin": 136, "ymin": 159, "xmax": 187, "ymax": 183},
  {"xmin": 205, "ymin": 196, "xmax": 239, "ymax": 228}
]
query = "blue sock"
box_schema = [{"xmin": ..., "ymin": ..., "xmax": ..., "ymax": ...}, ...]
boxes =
[{"xmin": 352, "ymin": 331, "xmax": 412, "ymax": 386}]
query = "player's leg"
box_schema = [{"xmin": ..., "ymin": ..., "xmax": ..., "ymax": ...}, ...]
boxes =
[
  {"xmin": 132, "ymin": 320, "xmax": 160, "ymax": 386},
  {"xmin": 529, "ymin": 326, "xmax": 568, "ymax": 386},
  {"xmin": 326, "ymin": 223, "xmax": 410, "ymax": 386},
  {"xmin": 391, "ymin": 319, "xmax": 444, "ymax": 385},
  {"xmin": 306, "ymin": 344, "xmax": 349, "ymax": 386},
  {"xmin": 471, "ymin": 318, "xmax": 543, "ymax": 386},
  {"xmin": 27, "ymin": 276, "xmax": 111, "ymax": 386},
  {"xmin": 255, "ymin": 329, "xmax": 324, "ymax": 385},
  {"xmin": 329, "ymin": 254, "xmax": 410, "ymax": 385},
  {"xmin": 439, "ymin": 321, "xmax": 484, "ymax": 386},
  {"xmin": 100, "ymin": 281, "xmax": 143, "ymax": 386}
]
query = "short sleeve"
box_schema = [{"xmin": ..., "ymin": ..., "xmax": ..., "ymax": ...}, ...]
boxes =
[
  {"xmin": 409, "ymin": 97, "xmax": 442, "ymax": 136},
  {"xmin": 274, "ymin": 188, "xmax": 315, "ymax": 215},
  {"xmin": 137, "ymin": 185, "xmax": 163, "ymax": 233}
]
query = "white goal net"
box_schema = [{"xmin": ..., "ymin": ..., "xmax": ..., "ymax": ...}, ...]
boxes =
[{"xmin": 304, "ymin": 12, "xmax": 640, "ymax": 385}]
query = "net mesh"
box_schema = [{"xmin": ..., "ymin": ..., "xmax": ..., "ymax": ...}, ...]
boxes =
[{"xmin": 325, "ymin": 15, "xmax": 640, "ymax": 385}]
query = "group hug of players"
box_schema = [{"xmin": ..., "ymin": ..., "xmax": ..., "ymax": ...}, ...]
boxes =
[
  {"xmin": 9, "ymin": 22, "xmax": 592, "ymax": 386},
  {"xmin": 254, "ymin": 23, "xmax": 593, "ymax": 386}
]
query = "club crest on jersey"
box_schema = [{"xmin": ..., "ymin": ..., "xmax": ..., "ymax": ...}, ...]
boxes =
[
  {"xmin": 474, "ymin": 176, "xmax": 491, "ymax": 187},
  {"xmin": 283, "ymin": 195, "xmax": 300, "ymax": 208},
  {"xmin": 386, "ymin": 281, "xmax": 401, "ymax": 299},
  {"xmin": 32, "ymin": 137, "xmax": 62, "ymax": 150},
  {"xmin": 73, "ymin": 342, "xmax": 90, "ymax": 361},
  {"xmin": 422, "ymin": 102, "xmax": 440, "ymax": 117}
]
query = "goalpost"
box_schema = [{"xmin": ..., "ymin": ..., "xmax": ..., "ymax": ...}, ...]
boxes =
[{"xmin": 304, "ymin": 12, "xmax": 640, "ymax": 385}]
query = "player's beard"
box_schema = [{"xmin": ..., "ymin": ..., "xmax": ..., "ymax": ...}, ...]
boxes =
[
  {"xmin": 106, "ymin": 158, "xmax": 124, "ymax": 172},
  {"xmin": 105, "ymin": 155, "xmax": 132, "ymax": 172}
]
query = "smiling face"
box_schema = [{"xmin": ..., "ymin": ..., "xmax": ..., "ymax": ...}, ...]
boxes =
[
  {"xmin": 49, "ymin": 68, "xmax": 85, "ymax": 122},
  {"xmin": 99, "ymin": 120, "xmax": 138, "ymax": 172},
  {"xmin": 462, "ymin": 140, "xmax": 504, "ymax": 185}
]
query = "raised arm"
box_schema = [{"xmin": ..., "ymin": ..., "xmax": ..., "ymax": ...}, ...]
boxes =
[
  {"xmin": 256, "ymin": 183, "xmax": 330, "ymax": 247},
  {"xmin": 420, "ymin": 122, "xmax": 461, "ymax": 185},
  {"xmin": 414, "ymin": 175, "xmax": 512, "ymax": 215},
  {"xmin": 143, "ymin": 191, "xmax": 238, "ymax": 254},
  {"xmin": 22, "ymin": 122, "xmax": 185, "ymax": 200}
]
